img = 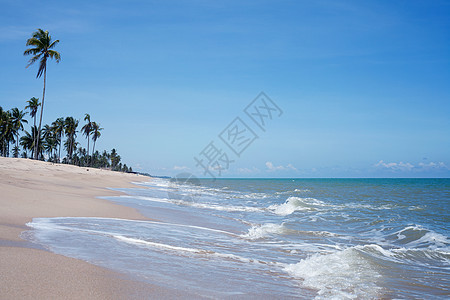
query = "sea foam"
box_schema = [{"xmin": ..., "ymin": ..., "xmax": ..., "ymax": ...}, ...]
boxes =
[
  {"xmin": 241, "ymin": 223, "xmax": 288, "ymax": 240},
  {"xmin": 119, "ymin": 195, "xmax": 263, "ymax": 213},
  {"xmin": 284, "ymin": 246, "xmax": 382, "ymax": 299},
  {"xmin": 393, "ymin": 225, "xmax": 450, "ymax": 251},
  {"xmin": 268, "ymin": 197, "xmax": 326, "ymax": 216}
]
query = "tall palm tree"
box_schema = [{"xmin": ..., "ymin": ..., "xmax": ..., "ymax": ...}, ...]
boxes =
[
  {"xmin": 64, "ymin": 117, "xmax": 78, "ymax": 163},
  {"xmin": 91, "ymin": 121, "xmax": 103, "ymax": 155},
  {"xmin": 81, "ymin": 113, "xmax": 92, "ymax": 165},
  {"xmin": 51, "ymin": 117, "xmax": 65, "ymax": 162},
  {"xmin": 25, "ymin": 97, "xmax": 40, "ymax": 127},
  {"xmin": 24, "ymin": 29, "xmax": 61, "ymax": 160},
  {"xmin": 10, "ymin": 108, "xmax": 28, "ymax": 153}
]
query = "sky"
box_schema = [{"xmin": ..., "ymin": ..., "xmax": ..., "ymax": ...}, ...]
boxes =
[{"xmin": 1, "ymin": 0, "xmax": 449, "ymax": 178}]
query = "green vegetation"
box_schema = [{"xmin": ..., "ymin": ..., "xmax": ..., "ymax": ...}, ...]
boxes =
[
  {"xmin": 0, "ymin": 29, "xmax": 132, "ymax": 173},
  {"xmin": 0, "ymin": 103, "xmax": 132, "ymax": 172}
]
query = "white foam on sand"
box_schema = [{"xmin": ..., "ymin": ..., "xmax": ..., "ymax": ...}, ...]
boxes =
[
  {"xmin": 119, "ymin": 195, "xmax": 264, "ymax": 213},
  {"xmin": 113, "ymin": 235, "xmax": 266, "ymax": 265}
]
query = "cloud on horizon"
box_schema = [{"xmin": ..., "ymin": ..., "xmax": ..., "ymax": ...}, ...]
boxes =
[
  {"xmin": 173, "ymin": 165, "xmax": 189, "ymax": 171},
  {"xmin": 237, "ymin": 167, "xmax": 260, "ymax": 174},
  {"xmin": 374, "ymin": 160, "xmax": 449, "ymax": 172},
  {"xmin": 265, "ymin": 161, "xmax": 298, "ymax": 172}
]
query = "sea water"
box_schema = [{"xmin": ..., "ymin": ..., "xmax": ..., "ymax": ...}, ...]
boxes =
[{"xmin": 23, "ymin": 178, "xmax": 450, "ymax": 299}]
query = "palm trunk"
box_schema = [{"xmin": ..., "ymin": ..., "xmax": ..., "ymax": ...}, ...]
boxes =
[
  {"xmin": 69, "ymin": 135, "xmax": 73, "ymax": 163},
  {"xmin": 92, "ymin": 140, "xmax": 96, "ymax": 166},
  {"xmin": 35, "ymin": 66, "xmax": 46, "ymax": 160},
  {"xmin": 58, "ymin": 134, "xmax": 61, "ymax": 163},
  {"xmin": 16, "ymin": 133, "xmax": 20, "ymax": 157},
  {"xmin": 32, "ymin": 115, "xmax": 36, "ymax": 157},
  {"xmin": 86, "ymin": 137, "xmax": 90, "ymax": 166}
]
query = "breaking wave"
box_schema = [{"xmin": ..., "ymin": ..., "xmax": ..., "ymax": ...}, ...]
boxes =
[{"xmin": 268, "ymin": 197, "xmax": 327, "ymax": 216}]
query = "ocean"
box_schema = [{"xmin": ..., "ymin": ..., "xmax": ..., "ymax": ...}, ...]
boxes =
[{"xmin": 23, "ymin": 178, "xmax": 449, "ymax": 299}]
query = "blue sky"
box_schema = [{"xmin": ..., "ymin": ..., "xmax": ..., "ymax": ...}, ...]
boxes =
[{"xmin": 1, "ymin": 0, "xmax": 449, "ymax": 178}]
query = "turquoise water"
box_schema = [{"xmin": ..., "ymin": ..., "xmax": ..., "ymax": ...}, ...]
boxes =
[{"xmin": 24, "ymin": 178, "xmax": 450, "ymax": 298}]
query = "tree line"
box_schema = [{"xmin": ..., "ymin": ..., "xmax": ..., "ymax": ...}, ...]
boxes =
[
  {"xmin": 0, "ymin": 105, "xmax": 132, "ymax": 172},
  {"xmin": 0, "ymin": 28, "xmax": 132, "ymax": 173}
]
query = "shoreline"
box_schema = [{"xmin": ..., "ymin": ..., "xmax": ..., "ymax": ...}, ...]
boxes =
[{"xmin": 0, "ymin": 157, "xmax": 181, "ymax": 299}]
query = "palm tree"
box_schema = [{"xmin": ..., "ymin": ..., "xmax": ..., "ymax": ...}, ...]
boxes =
[
  {"xmin": 20, "ymin": 126, "xmax": 43, "ymax": 159},
  {"xmin": 51, "ymin": 117, "xmax": 65, "ymax": 162},
  {"xmin": 12, "ymin": 145, "xmax": 20, "ymax": 158},
  {"xmin": 42, "ymin": 123, "xmax": 57, "ymax": 160},
  {"xmin": 0, "ymin": 107, "xmax": 5, "ymax": 155},
  {"xmin": 91, "ymin": 121, "xmax": 103, "ymax": 155},
  {"xmin": 42, "ymin": 124, "xmax": 53, "ymax": 140},
  {"xmin": 64, "ymin": 117, "xmax": 78, "ymax": 163},
  {"xmin": 81, "ymin": 114, "xmax": 92, "ymax": 165},
  {"xmin": 24, "ymin": 29, "xmax": 61, "ymax": 160},
  {"xmin": 44, "ymin": 134, "xmax": 58, "ymax": 161},
  {"xmin": 10, "ymin": 108, "xmax": 28, "ymax": 154},
  {"xmin": 0, "ymin": 107, "xmax": 7, "ymax": 155},
  {"xmin": 0, "ymin": 108, "xmax": 14, "ymax": 157},
  {"xmin": 25, "ymin": 97, "xmax": 40, "ymax": 128},
  {"xmin": 110, "ymin": 148, "xmax": 121, "ymax": 171},
  {"xmin": 25, "ymin": 97, "xmax": 40, "ymax": 155},
  {"xmin": 100, "ymin": 150, "xmax": 110, "ymax": 168},
  {"xmin": 20, "ymin": 130, "xmax": 34, "ymax": 157}
]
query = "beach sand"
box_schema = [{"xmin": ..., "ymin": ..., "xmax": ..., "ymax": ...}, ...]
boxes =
[{"xmin": 0, "ymin": 157, "xmax": 186, "ymax": 299}]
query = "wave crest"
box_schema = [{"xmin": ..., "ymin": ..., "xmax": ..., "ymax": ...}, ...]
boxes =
[
  {"xmin": 284, "ymin": 246, "xmax": 382, "ymax": 299},
  {"xmin": 240, "ymin": 223, "xmax": 287, "ymax": 240},
  {"xmin": 268, "ymin": 197, "xmax": 326, "ymax": 216},
  {"xmin": 390, "ymin": 225, "xmax": 450, "ymax": 251}
]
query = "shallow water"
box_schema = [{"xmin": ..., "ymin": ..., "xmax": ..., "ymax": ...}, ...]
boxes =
[{"xmin": 24, "ymin": 178, "xmax": 450, "ymax": 299}]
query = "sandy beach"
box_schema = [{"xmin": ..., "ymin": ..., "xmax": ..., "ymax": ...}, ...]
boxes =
[{"xmin": 0, "ymin": 157, "xmax": 178, "ymax": 299}]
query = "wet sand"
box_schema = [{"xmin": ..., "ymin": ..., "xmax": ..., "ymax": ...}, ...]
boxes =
[{"xmin": 0, "ymin": 157, "xmax": 190, "ymax": 299}]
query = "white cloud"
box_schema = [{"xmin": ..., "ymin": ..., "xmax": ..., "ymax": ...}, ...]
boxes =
[
  {"xmin": 418, "ymin": 162, "xmax": 448, "ymax": 169},
  {"xmin": 375, "ymin": 160, "xmax": 414, "ymax": 171},
  {"xmin": 286, "ymin": 164, "xmax": 298, "ymax": 171},
  {"xmin": 265, "ymin": 161, "xmax": 297, "ymax": 172},
  {"xmin": 173, "ymin": 165, "xmax": 189, "ymax": 171},
  {"xmin": 375, "ymin": 160, "xmax": 449, "ymax": 172},
  {"xmin": 237, "ymin": 167, "xmax": 260, "ymax": 174}
]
